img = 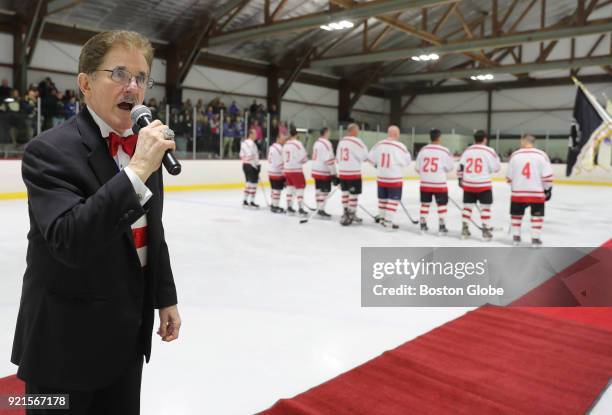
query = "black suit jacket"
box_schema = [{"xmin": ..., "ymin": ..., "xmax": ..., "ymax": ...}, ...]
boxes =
[{"xmin": 11, "ymin": 108, "xmax": 178, "ymax": 391}]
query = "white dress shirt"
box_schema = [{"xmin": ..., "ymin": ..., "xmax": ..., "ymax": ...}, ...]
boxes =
[{"xmin": 87, "ymin": 107, "xmax": 153, "ymax": 205}]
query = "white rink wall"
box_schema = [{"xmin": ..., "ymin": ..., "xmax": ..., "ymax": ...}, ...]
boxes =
[{"xmin": 1, "ymin": 159, "xmax": 611, "ymax": 195}]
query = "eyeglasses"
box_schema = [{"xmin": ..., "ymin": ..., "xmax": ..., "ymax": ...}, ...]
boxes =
[{"xmin": 95, "ymin": 67, "xmax": 154, "ymax": 89}]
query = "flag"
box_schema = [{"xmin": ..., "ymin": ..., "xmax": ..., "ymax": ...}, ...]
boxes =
[{"xmin": 566, "ymin": 79, "xmax": 612, "ymax": 176}]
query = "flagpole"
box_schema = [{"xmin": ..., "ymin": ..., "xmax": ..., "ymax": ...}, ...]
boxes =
[{"xmin": 571, "ymin": 76, "xmax": 612, "ymax": 122}]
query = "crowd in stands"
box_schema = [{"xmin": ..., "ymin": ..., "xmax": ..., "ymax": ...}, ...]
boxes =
[
  {"xmin": 1, "ymin": 75, "xmax": 567, "ymax": 163},
  {"xmin": 1, "ymin": 75, "xmax": 287, "ymax": 158},
  {"xmin": 145, "ymin": 96, "xmax": 287, "ymax": 157},
  {"xmin": 0, "ymin": 77, "xmax": 79, "ymax": 146}
]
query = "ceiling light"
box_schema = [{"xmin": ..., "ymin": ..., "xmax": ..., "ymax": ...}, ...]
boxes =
[
  {"xmin": 428, "ymin": 53, "xmax": 439, "ymax": 60},
  {"xmin": 419, "ymin": 54, "xmax": 430, "ymax": 61},
  {"xmin": 471, "ymin": 74, "xmax": 494, "ymax": 81},
  {"xmin": 411, "ymin": 56, "xmax": 421, "ymax": 61},
  {"xmin": 320, "ymin": 20, "xmax": 354, "ymax": 31}
]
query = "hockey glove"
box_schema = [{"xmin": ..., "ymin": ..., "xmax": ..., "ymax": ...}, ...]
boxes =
[
  {"xmin": 331, "ymin": 175, "xmax": 340, "ymax": 186},
  {"xmin": 545, "ymin": 187, "xmax": 552, "ymax": 201}
]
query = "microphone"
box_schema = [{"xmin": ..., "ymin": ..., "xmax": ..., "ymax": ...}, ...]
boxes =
[{"xmin": 130, "ymin": 105, "xmax": 182, "ymax": 176}]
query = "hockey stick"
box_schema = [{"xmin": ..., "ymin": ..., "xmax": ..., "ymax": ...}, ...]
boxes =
[
  {"xmin": 300, "ymin": 187, "xmax": 338, "ymax": 224},
  {"xmin": 474, "ymin": 202, "xmax": 506, "ymax": 233},
  {"xmin": 448, "ymin": 196, "xmax": 486, "ymax": 231},
  {"xmin": 258, "ymin": 181, "xmax": 270, "ymax": 207},
  {"xmin": 399, "ymin": 201, "xmax": 419, "ymax": 224},
  {"xmin": 448, "ymin": 196, "xmax": 504, "ymax": 232},
  {"xmin": 358, "ymin": 204, "xmax": 377, "ymax": 219},
  {"xmin": 303, "ymin": 202, "xmax": 316, "ymax": 211}
]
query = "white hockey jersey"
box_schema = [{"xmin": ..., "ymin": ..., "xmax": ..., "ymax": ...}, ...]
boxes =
[
  {"xmin": 415, "ymin": 144, "xmax": 454, "ymax": 192},
  {"xmin": 239, "ymin": 139, "xmax": 259, "ymax": 167},
  {"xmin": 311, "ymin": 137, "xmax": 337, "ymax": 179},
  {"xmin": 336, "ymin": 136, "xmax": 368, "ymax": 180},
  {"xmin": 506, "ymin": 147, "xmax": 554, "ymax": 203},
  {"xmin": 282, "ymin": 139, "xmax": 308, "ymax": 174},
  {"xmin": 267, "ymin": 142, "xmax": 284, "ymax": 180},
  {"xmin": 458, "ymin": 144, "xmax": 501, "ymax": 192},
  {"xmin": 368, "ymin": 139, "xmax": 411, "ymax": 188}
]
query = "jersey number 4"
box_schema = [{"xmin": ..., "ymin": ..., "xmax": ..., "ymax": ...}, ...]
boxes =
[
  {"xmin": 521, "ymin": 162, "xmax": 531, "ymax": 179},
  {"xmin": 422, "ymin": 157, "xmax": 439, "ymax": 172},
  {"xmin": 465, "ymin": 157, "xmax": 483, "ymax": 173}
]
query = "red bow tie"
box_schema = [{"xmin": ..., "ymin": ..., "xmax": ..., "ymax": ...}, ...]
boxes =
[{"xmin": 107, "ymin": 132, "xmax": 138, "ymax": 157}]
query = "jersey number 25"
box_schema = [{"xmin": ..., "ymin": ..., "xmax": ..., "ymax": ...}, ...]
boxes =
[{"xmin": 422, "ymin": 157, "xmax": 439, "ymax": 172}]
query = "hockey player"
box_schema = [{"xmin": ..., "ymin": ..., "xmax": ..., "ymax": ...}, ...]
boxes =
[
  {"xmin": 311, "ymin": 127, "xmax": 338, "ymax": 218},
  {"xmin": 267, "ymin": 132, "xmax": 287, "ymax": 213},
  {"xmin": 458, "ymin": 130, "xmax": 501, "ymax": 241},
  {"xmin": 506, "ymin": 134, "xmax": 554, "ymax": 247},
  {"xmin": 368, "ymin": 125, "xmax": 411, "ymax": 230},
  {"xmin": 415, "ymin": 129, "xmax": 454, "ymax": 234},
  {"xmin": 282, "ymin": 127, "xmax": 309, "ymax": 216},
  {"xmin": 336, "ymin": 123, "xmax": 368, "ymax": 226},
  {"xmin": 239, "ymin": 127, "xmax": 260, "ymax": 208}
]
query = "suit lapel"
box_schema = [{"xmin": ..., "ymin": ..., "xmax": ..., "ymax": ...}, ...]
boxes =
[
  {"xmin": 77, "ymin": 108, "xmax": 142, "ymax": 267},
  {"xmin": 76, "ymin": 108, "xmax": 119, "ymax": 186}
]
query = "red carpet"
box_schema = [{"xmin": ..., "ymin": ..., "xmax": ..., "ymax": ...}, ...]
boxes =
[
  {"xmin": 261, "ymin": 305, "xmax": 612, "ymax": 415},
  {"xmin": 0, "ymin": 375, "xmax": 24, "ymax": 415}
]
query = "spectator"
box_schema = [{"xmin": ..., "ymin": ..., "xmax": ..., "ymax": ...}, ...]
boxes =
[
  {"xmin": 270, "ymin": 117, "xmax": 279, "ymax": 142},
  {"xmin": 249, "ymin": 99, "xmax": 258, "ymax": 117},
  {"xmin": 41, "ymin": 86, "xmax": 59, "ymax": 130},
  {"xmin": 22, "ymin": 87, "xmax": 38, "ymax": 138},
  {"xmin": 234, "ymin": 116, "xmax": 245, "ymax": 156},
  {"xmin": 7, "ymin": 89, "xmax": 27, "ymax": 145},
  {"xmin": 229, "ymin": 100, "xmax": 240, "ymax": 117},
  {"xmin": 0, "ymin": 79, "xmax": 12, "ymax": 101},
  {"xmin": 206, "ymin": 105, "xmax": 214, "ymax": 120},
  {"xmin": 223, "ymin": 116, "xmax": 235, "ymax": 157},
  {"xmin": 52, "ymin": 89, "xmax": 65, "ymax": 127},
  {"xmin": 278, "ymin": 120, "xmax": 288, "ymax": 138},
  {"xmin": 269, "ymin": 104, "xmax": 278, "ymax": 118},
  {"xmin": 200, "ymin": 115, "xmax": 212, "ymax": 152},
  {"xmin": 218, "ymin": 101, "xmax": 227, "ymax": 115},
  {"xmin": 64, "ymin": 95, "xmax": 77, "ymax": 119}
]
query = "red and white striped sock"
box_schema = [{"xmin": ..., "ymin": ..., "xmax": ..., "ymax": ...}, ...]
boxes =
[
  {"xmin": 462, "ymin": 203, "xmax": 474, "ymax": 224},
  {"xmin": 420, "ymin": 203, "xmax": 430, "ymax": 220},
  {"xmin": 480, "ymin": 204, "xmax": 491, "ymax": 228},
  {"xmin": 296, "ymin": 188, "xmax": 304, "ymax": 209},
  {"xmin": 531, "ymin": 216, "xmax": 544, "ymax": 239},
  {"xmin": 349, "ymin": 195, "xmax": 358, "ymax": 213},
  {"xmin": 386, "ymin": 199, "xmax": 399, "ymax": 224},
  {"xmin": 511, "ymin": 215, "xmax": 523, "ymax": 237},
  {"xmin": 437, "ymin": 204, "xmax": 447, "ymax": 222},
  {"xmin": 378, "ymin": 198, "xmax": 388, "ymax": 218},
  {"xmin": 341, "ymin": 191, "xmax": 349, "ymax": 210},
  {"xmin": 320, "ymin": 191, "xmax": 329, "ymax": 210},
  {"xmin": 316, "ymin": 190, "xmax": 323, "ymax": 209},
  {"xmin": 286, "ymin": 186, "xmax": 295, "ymax": 209},
  {"xmin": 248, "ymin": 183, "xmax": 257, "ymax": 202},
  {"xmin": 271, "ymin": 189, "xmax": 281, "ymax": 207}
]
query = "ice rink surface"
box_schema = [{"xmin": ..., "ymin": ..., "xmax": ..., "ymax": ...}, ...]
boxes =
[{"xmin": 1, "ymin": 180, "xmax": 611, "ymax": 414}]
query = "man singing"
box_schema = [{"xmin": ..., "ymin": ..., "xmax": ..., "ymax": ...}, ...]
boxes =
[{"xmin": 11, "ymin": 30, "xmax": 181, "ymax": 414}]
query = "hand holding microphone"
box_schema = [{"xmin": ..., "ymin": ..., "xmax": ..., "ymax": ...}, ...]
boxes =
[{"xmin": 128, "ymin": 105, "xmax": 182, "ymax": 181}]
